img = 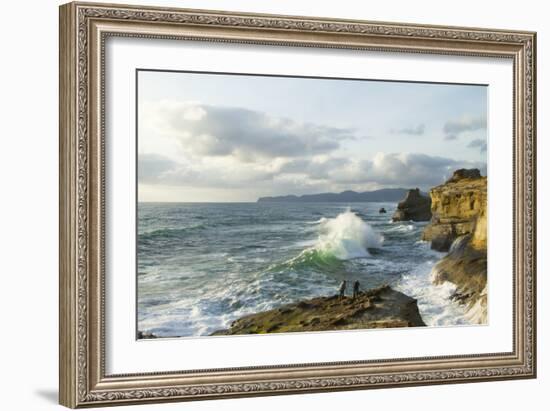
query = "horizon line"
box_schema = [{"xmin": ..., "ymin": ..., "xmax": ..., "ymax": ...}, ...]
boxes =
[{"xmin": 137, "ymin": 187, "xmax": 427, "ymax": 204}]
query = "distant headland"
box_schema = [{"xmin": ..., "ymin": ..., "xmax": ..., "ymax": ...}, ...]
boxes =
[{"xmin": 257, "ymin": 188, "xmax": 423, "ymax": 203}]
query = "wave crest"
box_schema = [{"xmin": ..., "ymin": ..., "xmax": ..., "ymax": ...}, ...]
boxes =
[
  {"xmin": 316, "ymin": 209, "xmax": 383, "ymax": 259},
  {"xmin": 268, "ymin": 209, "xmax": 383, "ymax": 275},
  {"xmin": 275, "ymin": 248, "xmax": 345, "ymax": 273}
]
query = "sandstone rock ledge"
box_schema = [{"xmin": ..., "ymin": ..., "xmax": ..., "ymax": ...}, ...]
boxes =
[
  {"xmin": 422, "ymin": 168, "xmax": 488, "ymax": 324},
  {"xmin": 211, "ymin": 286, "xmax": 425, "ymax": 336},
  {"xmin": 422, "ymin": 169, "xmax": 486, "ymax": 252}
]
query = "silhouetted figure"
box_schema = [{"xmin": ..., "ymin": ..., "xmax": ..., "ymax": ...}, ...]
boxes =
[
  {"xmin": 338, "ymin": 280, "xmax": 347, "ymax": 299},
  {"xmin": 352, "ymin": 280, "xmax": 360, "ymax": 299},
  {"xmin": 379, "ymin": 207, "xmax": 387, "ymax": 214}
]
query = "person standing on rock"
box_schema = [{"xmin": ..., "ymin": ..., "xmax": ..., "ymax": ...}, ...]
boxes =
[
  {"xmin": 338, "ymin": 280, "xmax": 347, "ymax": 299},
  {"xmin": 352, "ymin": 280, "xmax": 360, "ymax": 299}
]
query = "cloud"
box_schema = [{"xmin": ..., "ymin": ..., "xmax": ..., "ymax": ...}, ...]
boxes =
[
  {"xmin": 279, "ymin": 157, "xmax": 351, "ymax": 180},
  {"xmin": 141, "ymin": 101, "xmax": 356, "ymax": 161},
  {"xmin": 467, "ymin": 138, "xmax": 487, "ymax": 153},
  {"xmin": 139, "ymin": 150, "xmax": 486, "ymax": 197},
  {"xmin": 363, "ymin": 152, "xmax": 486, "ymax": 188},
  {"xmin": 138, "ymin": 153, "xmax": 198, "ymax": 185},
  {"xmin": 138, "ymin": 153, "xmax": 278, "ymax": 188},
  {"xmin": 392, "ymin": 124, "xmax": 425, "ymax": 136},
  {"xmin": 282, "ymin": 153, "xmax": 486, "ymax": 189},
  {"xmin": 138, "ymin": 153, "xmax": 176, "ymax": 181},
  {"xmin": 444, "ymin": 116, "xmax": 486, "ymax": 134},
  {"xmin": 443, "ymin": 115, "xmax": 486, "ymax": 140},
  {"xmin": 139, "ymin": 101, "xmax": 487, "ymax": 198}
]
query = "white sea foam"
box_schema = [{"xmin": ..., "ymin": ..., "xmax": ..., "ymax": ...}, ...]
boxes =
[
  {"xmin": 388, "ymin": 223, "xmax": 416, "ymax": 233},
  {"xmin": 464, "ymin": 285, "xmax": 487, "ymax": 324},
  {"xmin": 293, "ymin": 239, "xmax": 318, "ymax": 248},
  {"xmin": 138, "ymin": 204, "xmax": 473, "ymax": 337},
  {"xmin": 315, "ymin": 209, "xmax": 383, "ymax": 260},
  {"xmin": 305, "ymin": 217, "xmax": 327, "ymax": 225},
  {"xmin": 394, "ymin": 252, "xmax": 471, "ymax": 326}
]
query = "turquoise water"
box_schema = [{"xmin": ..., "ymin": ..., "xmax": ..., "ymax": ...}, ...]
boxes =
[{"xmin": 137, "ymin": 202, "xmax": 469, "ymax": 337}]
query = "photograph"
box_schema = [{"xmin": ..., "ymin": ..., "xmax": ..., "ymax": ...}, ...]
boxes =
[
  {"xmin": 136, "ymin": 71, "xmax": 488, "ymax": 339},
  {"xmin": 55, "ymin": 2, "xmax": 537, "ymax": 407}
]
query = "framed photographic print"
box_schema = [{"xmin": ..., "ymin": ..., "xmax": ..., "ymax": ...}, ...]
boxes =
[{"xmin": 59, "ymin": 2, "xmax": 537, "ymax": 408}]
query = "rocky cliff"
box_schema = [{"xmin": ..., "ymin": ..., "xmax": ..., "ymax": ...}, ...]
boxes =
[
  {"xmin": 211, "ymin": 285, "xmax": 425, "ymax": 335},
  {"xmin": 422, "ymin": 169, "xmax": 486, "ymax": 251},
  {"xmin": 430, "ymin": 235, "xmax": 487, "ymax": 323},
  {"xmin": 392, "ymin": 188, "xmax": 432, "ymax": 222},
  {"xmin": 422, "ymin": 169, "xmax": 487, "ymax": 324}
]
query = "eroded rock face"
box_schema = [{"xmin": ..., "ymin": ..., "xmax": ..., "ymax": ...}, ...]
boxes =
[
  {"xmin": 422, "ymin": 169, "xmax": 486, "ymax": 251},
  {"xmin": 211, "ymin": 285, "xmax": 425, "ymax": 335},
  {"xmin": 392, "ymin": 188, "xmax": 432, "ymax": 222},
  {"xmin": 423, "ymin": 168, "xmax": 487, "ymax": 324},
  {"xmin": 431, "ymin": 235, "xmax": 487, "ymax": 324}
]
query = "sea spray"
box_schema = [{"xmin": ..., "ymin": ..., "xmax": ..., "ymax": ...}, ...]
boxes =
[
  {"xmin": 138, "ymin": 202, "xmax": 473, "ymax": 337},
  {"xmin": 267, "ymin": 209, "xmax": 383, "ymax": 274},
  {"xmin": 394, "ymin": 247, "xmax": 470, "ymax": 326},
  {"xmin": 316, "ymin": 209, "xmax": 383, "ymax": 260}
]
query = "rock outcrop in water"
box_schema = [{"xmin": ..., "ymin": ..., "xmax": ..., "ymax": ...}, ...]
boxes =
[
  {"xmin": 392, "ymin": 188, "xmax": 432, "ymax": 222},
  {"xmin": 211, "ymin": 285, "xmax": 425, "ymax": 335},
  {"xmin": 422, "ymin": 168, "xmax": 487, "ymax": 324}
]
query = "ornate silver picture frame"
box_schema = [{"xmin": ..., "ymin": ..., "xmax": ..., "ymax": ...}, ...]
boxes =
[{"xmin": 59, "ymin": 2, "xmax": 536, "ymax": 408}]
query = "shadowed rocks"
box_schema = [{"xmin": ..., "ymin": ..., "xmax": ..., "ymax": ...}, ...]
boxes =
[
  {"xmin": 422, "ymin": 168, "xmax": 487, "ymax": 324},
  {"xmin": 137, "ymin": 331, "xmax": 158, "ymax": 339},
  {"xmin": 392, "ymin": 188, "xmax": 432, "ymax": 222}
]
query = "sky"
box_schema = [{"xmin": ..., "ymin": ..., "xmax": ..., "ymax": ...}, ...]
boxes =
[{"xmin": 137, "ymin": 70, "xmax": 487, "ymax": 202}]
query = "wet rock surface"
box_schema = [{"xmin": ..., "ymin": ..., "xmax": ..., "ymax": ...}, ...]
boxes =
[
  {"xmin": 137, "ymin": 331, "xmax": 158, "ymax": 339},
  {"xmin": 422, "ymin": 168, "xmax": 487, "ymax": 323},
  {"xmin": 430, "ymin": 235, "xmax": 487, "ymax": 323},
  {"xmin": 211, "ymin": 285, "xmax": 425, "ymax": 335}
]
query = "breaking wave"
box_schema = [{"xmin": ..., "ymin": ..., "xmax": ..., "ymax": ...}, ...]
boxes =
[
  {"xmin": 269, "ymin": 209, "xmax": 383, "ymax": 274},
  {"xmin": 315, "ymin": 208, "xmax": 383, "ymax": 259}
]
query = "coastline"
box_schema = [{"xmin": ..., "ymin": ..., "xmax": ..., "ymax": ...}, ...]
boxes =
[
  {"xmin": 422, "ymin": 169, "xmax": 488, "ymax": 323},
  {"xmin": 210, "ymin": 285, "xmax": 425, "ymax": 336},
  {"xmin": 137, "ymin": 168, "xmax": 487, "ymax": 339},
  {"xmin": 207, "ymin": 168, "xmax": 487, "ymax": 336}
]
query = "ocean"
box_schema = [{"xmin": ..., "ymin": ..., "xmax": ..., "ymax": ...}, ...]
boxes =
[{"xmin": 137, "ymin": 202, "xmax": 471, "ymax": 338}]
